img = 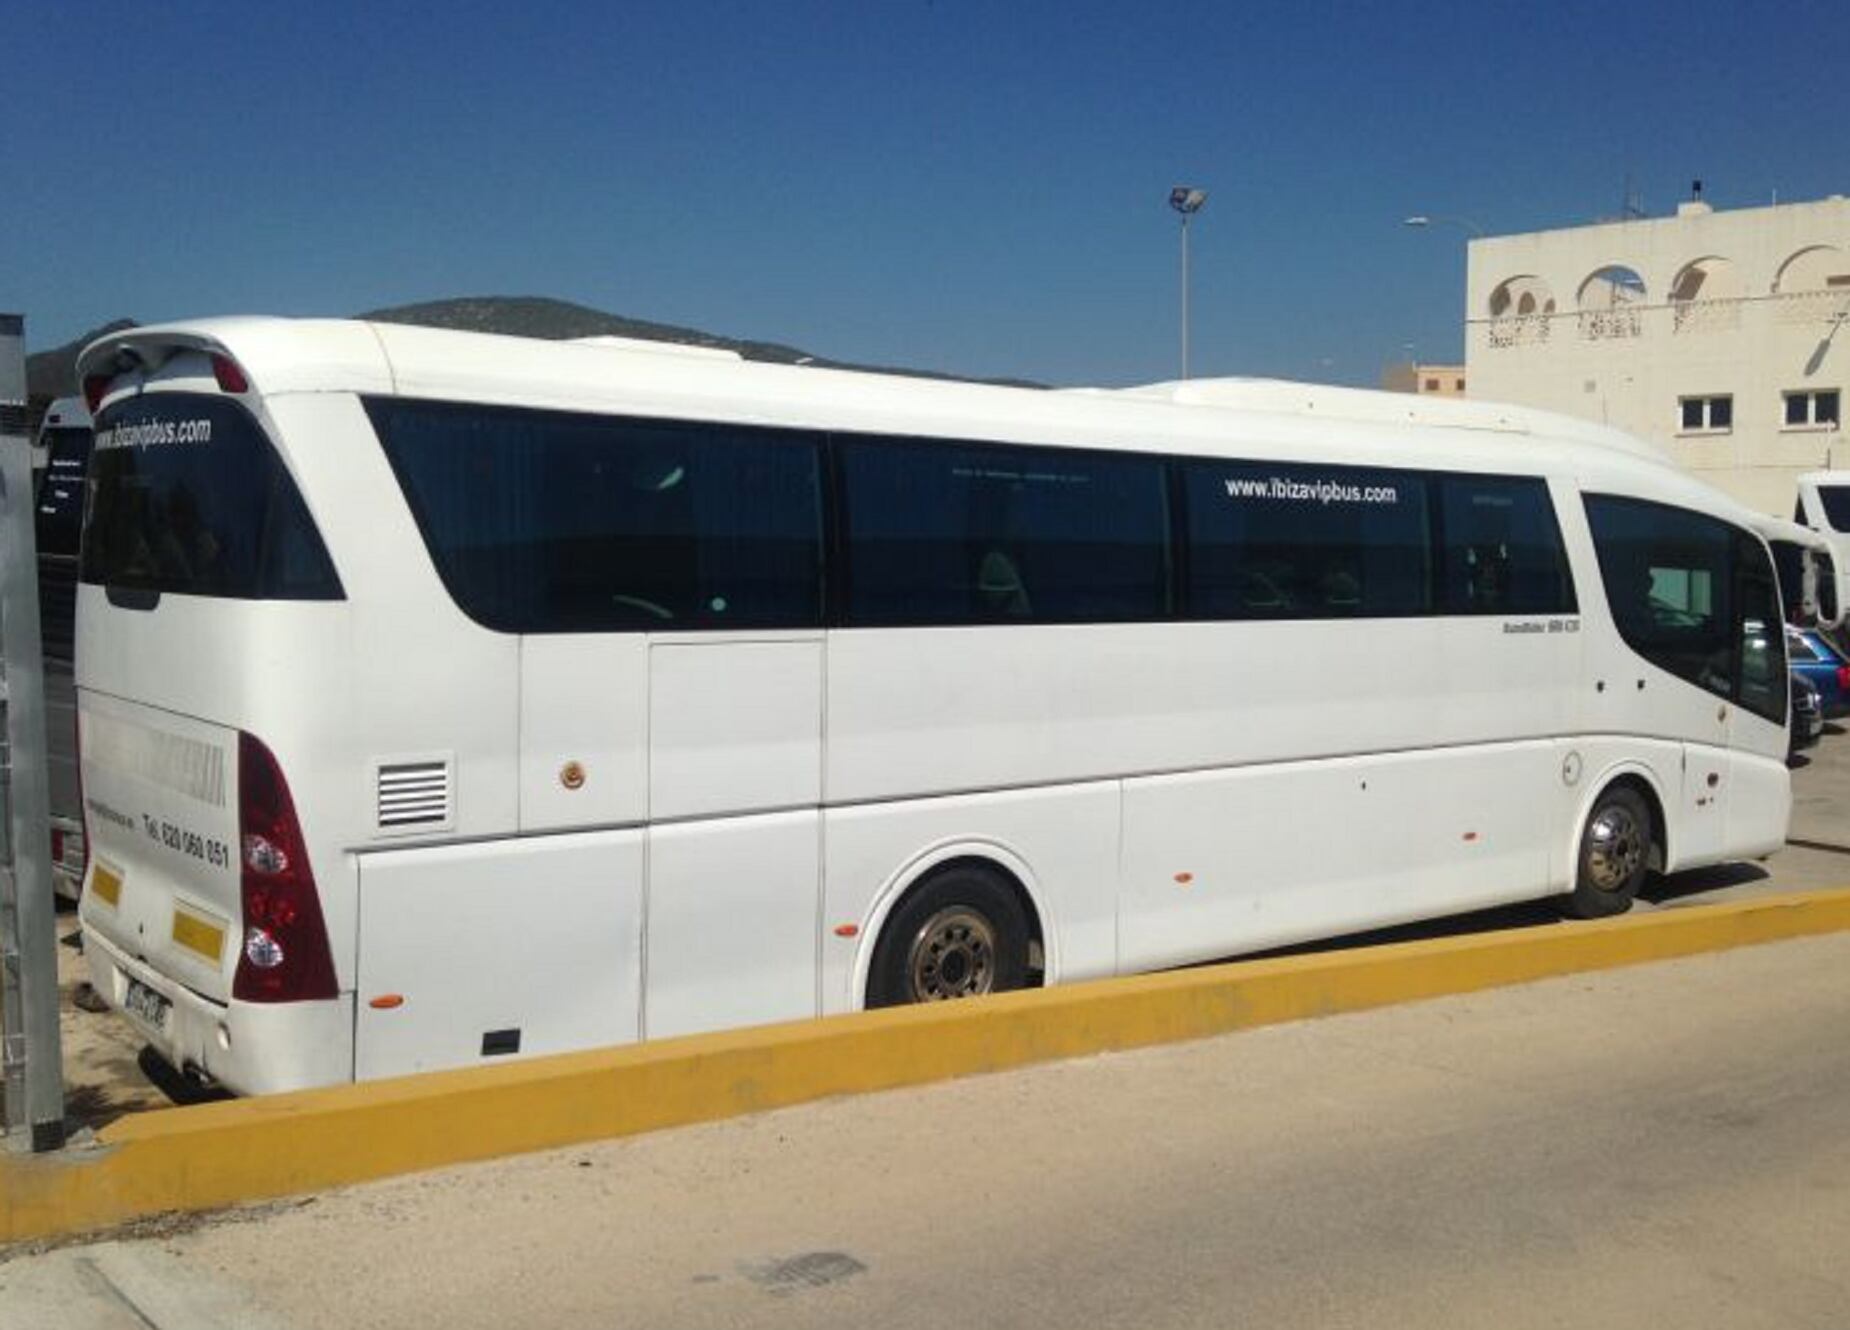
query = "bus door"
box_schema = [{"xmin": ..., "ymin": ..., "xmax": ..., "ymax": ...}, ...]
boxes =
[{"xmin": 513, "ymin": 631, "xmax": 823, "ymax": 1044}]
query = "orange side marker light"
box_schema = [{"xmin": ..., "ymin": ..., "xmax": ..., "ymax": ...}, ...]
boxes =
[
  {"xmin": 833, "ymin": 923, "xmax": 860, "ymax": 938},
  {"xmin": 369, "ymin": 994, "xmax": 406, "ymax": 1010}
]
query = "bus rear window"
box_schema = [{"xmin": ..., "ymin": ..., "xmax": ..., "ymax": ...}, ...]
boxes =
[{"xmin": 82, "ymin": 395, "xmax": 342, "ymax": 600}]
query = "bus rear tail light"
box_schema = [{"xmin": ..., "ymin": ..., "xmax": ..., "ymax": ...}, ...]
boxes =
[
  {"xmin": 233, "ymin": 731, "xmax": 338, "ymax": 1003},
  {"xmin": 211, "ymin": 354, "xmax": 249, "ymax": 394}
]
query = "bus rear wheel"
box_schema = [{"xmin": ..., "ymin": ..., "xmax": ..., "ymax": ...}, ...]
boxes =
[
  {"xmin": 1562, "ymin": 785, "xmax": 1651, "ymax": 919},
  {"xmin": 867, "ymin": 865, "xmax": 1030, "ymax": 1009}
]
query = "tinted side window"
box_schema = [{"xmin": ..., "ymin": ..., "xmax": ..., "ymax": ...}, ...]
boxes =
[
  {"xmin": 35, "ymin": 427, "xmax": 92, "ymax": 557},
  {"xmin": 1735, "ymin": 532, "xmax": 1786, "ymax": 724},
  {"xmin": 1584, "ymin": 495, "xmax": 1785, "ymax": 722},
  {"xmin": 83, "ymin": 395, "xmax": 341, "ymax": 600},
  {"xmin": 1768, "ymin": 540, "xmax": 1806, "ymax": 623},
  {"xmin": 1819, "ymin": 552, "xmax": 1840, "ymax": 623},
  {"xmin": 1185, "ymin": 461, "xmax": 1432, "ymax": 619},
  {"xmin": 368, "ymin": 400, "xmax": 823, "ymax": 633},
  {"xmin": 1438, "ymin": 475, "xmax": 1576, "ymax": 615},
  {"xmin": 839, "ymin": 438, "xmax": 1169, "ymax": 626}
]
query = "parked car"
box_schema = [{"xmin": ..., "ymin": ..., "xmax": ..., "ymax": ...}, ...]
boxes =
[
  {"xmin": 1786, "ymin": 626, "xmax": 1850, "ymax": 719},
  {"xmin": 1791, "ymin": 674, "xmax": 1823, "ymax": 757}
]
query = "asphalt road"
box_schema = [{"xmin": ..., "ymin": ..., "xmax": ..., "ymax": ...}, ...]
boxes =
[{"xmin": 7, "ymin": 923, "xmax": 1849, "ymax": 1329}]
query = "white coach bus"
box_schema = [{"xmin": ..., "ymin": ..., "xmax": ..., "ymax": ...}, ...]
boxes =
[
  {"xmin": 1795, "ymin": 470, "xmax": 1850, "ymax": 626},
  {"xmin": 1750, "ymin": 512, "xmax": 1841, "ymax": 631},
  {"xmin": 74, "ymin": 319, "xmax": 1791, "ymax": 1094}
]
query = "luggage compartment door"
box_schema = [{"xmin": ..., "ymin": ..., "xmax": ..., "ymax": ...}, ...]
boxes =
[{"xmin": 355, "ymin": 830, "xmax": 644, "ymax": 1080}]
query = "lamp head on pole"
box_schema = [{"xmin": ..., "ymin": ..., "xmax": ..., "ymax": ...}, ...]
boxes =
[{"xmin": 1169, "ymin": 187, "xmax": 1207, "ymax": 216}]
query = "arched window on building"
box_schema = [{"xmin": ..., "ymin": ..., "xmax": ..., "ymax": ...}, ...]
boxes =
[
  {"xmin": 1486, "ymin": 276, "xmax": 1555, "ymax": 347},
  {"xmin": 1669, "ymin": 256, "xmax": 1741, "ymax": 333},
  {"xmin": 1773, "ymin": 245, "xmax": 1849, "ymax": 328},
  {"xmin": 1577, "ymin": 265, "xmax": 1646, "ymax": 340}
]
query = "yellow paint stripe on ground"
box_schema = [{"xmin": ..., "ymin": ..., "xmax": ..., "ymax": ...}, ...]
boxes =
[{"xmin": 6, "ymin": 887, "xmax": 1850, "ymax": 1247}]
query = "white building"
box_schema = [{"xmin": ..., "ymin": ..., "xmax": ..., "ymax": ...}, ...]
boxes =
[{"xmin": 1465, "ymin": 193, "xmax": 1849, "ymax": 516}]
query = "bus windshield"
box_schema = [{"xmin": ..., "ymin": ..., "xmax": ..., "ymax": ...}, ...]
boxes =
[{"xmin": 1818, "ymin": 486, "xmax": 1850, "ymax": 532}]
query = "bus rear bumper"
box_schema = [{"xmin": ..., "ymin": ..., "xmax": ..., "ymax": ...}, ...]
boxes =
[{"xmin": 82, "ymin": 928, "xmax": 355, "ymax": 1096}]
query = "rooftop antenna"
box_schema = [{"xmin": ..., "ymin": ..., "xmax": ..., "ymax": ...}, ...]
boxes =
[{"xmin": 1622, "ymin": 170, "xmax": 1645, "ymax": 220}]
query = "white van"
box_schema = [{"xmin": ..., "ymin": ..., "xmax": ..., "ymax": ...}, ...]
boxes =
[{"xmin": 74, "ymin": 319, "xmax": 1792, "ymax": 1094}]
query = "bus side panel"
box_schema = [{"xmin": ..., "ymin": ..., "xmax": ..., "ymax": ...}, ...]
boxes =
[
  {"xmin": 265, "ymin": 393, "xmax": 523, "ymax": 987},
  {"xmin": 645, "ymin": 810, "xmax": 820, "ymax": 1039},
  {"xmin": 520, "ymin": 634, "xmax": 648, "ymax": 830},
  {"xmin": 829, "ymin": 621, "xmax": 1479, "ymax": 806},
  {"xmin": 820, "ymin": 781, "xmax": 1119, "ymax": 1014},
  {"xmin": 1120, "ymin": 740, "xmax": 1558, "ymax": 973},
  {"xmin": 354, "ymin": 831, "xmax": 644, "ymax": 1080},
  {"xmin": 1725, "ymin": 748, "xmax": 1790, "ymax": 863},
  {"xmin": 650, "ymin": 639, "xmax": 822, "ymax": 819}
]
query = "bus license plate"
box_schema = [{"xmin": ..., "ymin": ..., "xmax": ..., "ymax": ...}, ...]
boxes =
[{"xmin": 124, "ymin": 979, "xmax": 172, "ymax": 1033}]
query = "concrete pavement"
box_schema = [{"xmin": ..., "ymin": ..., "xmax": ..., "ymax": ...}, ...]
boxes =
[{"xmin": 6, "ymin": 926, "xmax": 1848, "ymax": 1329}]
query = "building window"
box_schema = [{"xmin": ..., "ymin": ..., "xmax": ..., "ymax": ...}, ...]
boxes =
[
  {"xmin": 1783, "ymin": 390, "xmax": 1841, "ymax": 429},
  {"xmin": 1679, "ymin": 395, "xmax": 1733, "ymax": 434},
  {"xmin": 1424, "ymin": 378, "xmax": 1439, "ymax": 392},
  {"xmin": 1454, "ymin": 378, "xmax": 1465, "ymax": 392}
]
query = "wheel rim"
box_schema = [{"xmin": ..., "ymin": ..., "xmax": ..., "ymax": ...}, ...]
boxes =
[
  {"xmin": 905, "ymin": 907, "xmax": 997, "ymax": 1001},
  {"xmin": 1585, "ymin": 803, "xmax": 1645, "ymax": 892}
]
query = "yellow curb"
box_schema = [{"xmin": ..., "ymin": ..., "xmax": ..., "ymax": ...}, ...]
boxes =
[{"xmin": 6, "ymin": 887, "xmax": 1850, "ymax": 1245}]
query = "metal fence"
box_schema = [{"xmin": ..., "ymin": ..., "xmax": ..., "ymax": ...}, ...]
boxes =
[{"xmin": 0, "ymin": 312, "xmax": 66, "ymax": 1152}]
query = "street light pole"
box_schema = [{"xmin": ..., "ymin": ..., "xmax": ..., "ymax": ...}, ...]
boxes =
[
  {"xmin": 1170, "ymin": 187, "xmax": 1207, "ymax": 379},
  {"xmin": 1403, "ymin": 214, "xmax": 1484, "ymax": 383}
]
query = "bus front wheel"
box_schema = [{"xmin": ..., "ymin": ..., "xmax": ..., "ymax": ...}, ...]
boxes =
[
  {"xmin": 1563, "ymin": 785, "xmax": 1652, "ymax": 919},
  {"xmin": 867, "ymin": 865, "xmax": 1030, "ymax": 1008}
]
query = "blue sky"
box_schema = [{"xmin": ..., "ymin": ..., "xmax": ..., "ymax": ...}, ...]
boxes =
[{"xmin": 7, "ymin": 1, "xmax": 1847, "ymax": 387}]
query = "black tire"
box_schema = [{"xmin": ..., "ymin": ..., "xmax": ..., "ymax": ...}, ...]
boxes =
[
  {"xmin": 867, "ymin": 864, "xmax": 1030, "ymax": 1009},
  {"xmin": 1561, "ymin": 785, "xmax": 1652, "ymax": 919}
]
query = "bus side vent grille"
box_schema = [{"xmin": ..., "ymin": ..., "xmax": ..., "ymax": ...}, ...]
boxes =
[{"xmin": 375, "ymin": 758, "xmax": 452, "ymax": 833}]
